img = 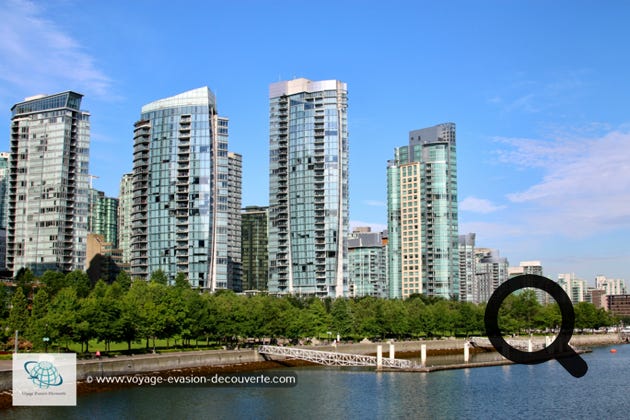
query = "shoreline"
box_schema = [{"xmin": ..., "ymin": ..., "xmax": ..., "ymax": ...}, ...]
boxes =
[{"xmin": 1, "ymin": 334, "xmax": 623, "ymax": 410}]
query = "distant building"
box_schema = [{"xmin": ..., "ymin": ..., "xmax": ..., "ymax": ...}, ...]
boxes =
[
  {"xmin": 458, "ymin": 233, "xmax": 476, "ymax": 302},
  {"xmin": 348, "ymin": 228, "xmax": 388, "ymax": 298},
  {"xmin": 0, "ymin": 152, "xmax": 8, "ymax": 270},
  {"xmin": 227, "ymin": 152, "xmax": 243, "ymax": 292},
  {"xmin": 267, "ymin": 78, "xmax": 349, "ymax": 297},
  {"xmin": 595, "ymin": 275, "xmax": 627, "ymax": 296},
  {"xmin": 117, "ymin": 173, "xmax": 133, "ymax": 265},
  {"xmin": 86, "ymin": 233, "xmax": 121, "ymax": 283},
  {"xmin": 7, "ymin": 92, "xmax": 90, "ymax": 275},
  {"xmin": 241, "ymin": 206, "xmax": 268, "ymax": 291},
  {"xmin": 589, "ymin": 289, "xmax": 607, "ymax": 310},
  {"xmin": 89, "ymin": 188, "xmax": 118, "ymax": 246},
  {"xmin": 558, "ymin": 273, "xmax": 587, "ymax": 303},
  {"xmin": 508, "ymin": 261, "xmax": 548, "ymax": 304},
  {"xmin": 607, "ymin": 294, "xmax": 630, "ymax": 318},
  {"xmin": 474, "ymin": 248, "xmax": 508, "ymax": 303},
  {"xmin": 387, "ymin": 123, "xmax": 459, "ymax": 299}
]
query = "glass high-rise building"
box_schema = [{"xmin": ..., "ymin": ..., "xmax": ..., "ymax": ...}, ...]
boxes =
[
  {"xmin": 268, "ymin": 78, "xmax": 349, "ymax": 297},
  {"xmin": 0, "ymin": 152, "xmax": 9, "ymax": 269},
  {"xmin": 348, "ymin": 228, "xmax": 388, "ymax": 298},
  {"xmin": 241, "ymin": 206, "xmax": 268, "ymax": 291},
  {"xmin": 458, "ymin": 233, "xmax": 476, "ymax": 302},
  {"xmin": 130, "ymin": 87, "xmax": 241, "ymax": 290},
  {"xmin": 474, "ymin": 248, "xmax": 508, "ymax": 303},
  {"xmin": 89, "ymin": 188, "xmax": 118, "ymax": 246},
  {"xmin": 0, "ymin": 152, "xmax": 9, "ymax": 230},
  {"xmin": 118, "ymin": 173, "xmax": 133, "ymax": 265},
  {"xmin": 7, "ymin": 92, "xmax": 90, "ymax": 275},
  {"xmin": 387, "ymin": 122, "xmax": 459, "ymax": 299}
]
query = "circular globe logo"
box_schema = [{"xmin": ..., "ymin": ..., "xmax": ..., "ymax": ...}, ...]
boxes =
[{"xmin": 24, "ymin": 360, "xmax": 64, "ymax": 388}]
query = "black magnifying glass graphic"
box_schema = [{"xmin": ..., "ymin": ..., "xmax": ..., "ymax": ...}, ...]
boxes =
[{"xmin": 484, "ymin": 274, "xmax": 588, "ymax": 378}]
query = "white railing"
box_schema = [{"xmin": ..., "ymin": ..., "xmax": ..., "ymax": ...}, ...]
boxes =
[{"xmin": 258, "ymin": 345, "xmax": 415, "ymax": 369}]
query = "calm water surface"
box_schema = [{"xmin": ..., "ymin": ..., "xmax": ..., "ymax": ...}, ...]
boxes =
[{"xmin": 5, "ymin": 344, "xmax": 630, "ymax": 419}]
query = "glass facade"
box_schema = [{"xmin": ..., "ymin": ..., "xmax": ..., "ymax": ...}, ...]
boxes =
[
  {"xmin": 0, "ymin": 153, "xmax": 8, "ymax": 269},
  {"xmin": 458, "ymin": 233, "xmax": 476, "ymax": 302},
  {"xmin": 387, "ymin": 123, "xmax": 459, "ymax": 299},
  {"xmin": 7, "ymin": 92, "xmax": 90, "ymax": 275},
  {"xmin": 268, "ymin": 79, "xmax": 349, "ymax": 297},
  {"xmin": 118, "ymin": 173, "xmax": 133, "ymax": 264},
  {"xmin": 241, "ymin": 206, "xmax": 269, "ymax": 291},
  {"xmin": 348, "ymin": 229, "xmax": 388, "ymax": 298},
  {"xmin": 130, "ymin": 87, "xmax": 241, "ymax": 290},
  {"xmin": 89, "ymin": 188, "xmax": 118, "ymax": 246}
]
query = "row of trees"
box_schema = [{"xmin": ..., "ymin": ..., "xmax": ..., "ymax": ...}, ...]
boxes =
[{"xmin": 0, "ymin": 269, "xmax": 619, "ymax": 353}]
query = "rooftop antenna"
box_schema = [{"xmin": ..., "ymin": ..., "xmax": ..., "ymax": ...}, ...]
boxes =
[{"xmin": 88, "ymin": 174, "xmax": 99, "ymax": 189}]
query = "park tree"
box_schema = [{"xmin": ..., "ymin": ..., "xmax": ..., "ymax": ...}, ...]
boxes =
[
  {"xmin": 174, "ymin": 272, "xmax": 190, "ymax": 289},
  {"xmin": 150, "ymin": 269, "xmax": 168, "ymax": 285},
  {"xmin": 0, "ymin": 284, "xmax": 10, "ymax": 319},
  {"xmin": 40, "ymin": 270, "xmax": 68, "ymax": 297},
  {"xmin": 14, "ymin": 267, "xmax": 35, "ymax": 299},
  {"xmin": 115, "ymin": 270, "xmax": 132, "ymax": 291},
  {"xmin": 431, "ymin": 300, "xmax": 457, "ymax": 337},
  {"xmin": 45, "ymin": 287, "xmax": 80, "ymax": 350},
  {"xmin": 330, "ymin": 298, "xmax": 354, "ymax": 338},
  {"xmin": 352, "ymin": 297, "xmax": 383, "ymax": 339},
  {"xmin": 574, "ymin": 302, "xmax": 599, "ymax": 331},
  {"xmin": 455, "ymin": 302, "xmax": 483, "ymax": 336},
  {"xmin": 299, "ymin": 298, "xmax": 332, "ymax": 339},
  {"xmin": 28, "ymin": 288, "xmax": 50, "ymax": 349},
  {"xmin": 66, "ymin": 270, "xmax": 91, "ymax": 298},
  {"xmin": 8, "ymin": 286, "xmax": 29, "ymax": 336},
  {"xmin": 119, "ymin": 280, "xmax": 150, "ymax": 351},
  {"xmin": 381, "ymin": 299, "xmax": 409, "ymax": 339},
  {"xmin": 178, "ymin": 288, "xmax": 206, "ymax": 346},
  {"xmin": 213, "ymin": 291, "xmax": 247, "ymax": 346}
]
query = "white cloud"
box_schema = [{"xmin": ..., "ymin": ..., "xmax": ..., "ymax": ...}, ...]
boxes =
[
  {"xmin": 489, "ymin": 70, "xmax": 587, "ymax": 115},
  {"xmin": 503, "ymin": 130, "xmax": 630, "ymax": 236},
  {"xmin": 460, "ymin": 196, "xmax": 505, "ymax": 214},
  {"xmin": 0, "ymin": 0, "xmax": 112, "ymax": 97},
  {"xmin": 363, "ymin": 200, "xmax": 385, "ymax": 207}
]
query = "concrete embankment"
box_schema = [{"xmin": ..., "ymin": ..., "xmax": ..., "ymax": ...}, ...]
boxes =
[
  {"xmin": 302, "ymin": 333, "xmax": 623, "ymax": 356},
  {"xmin": 0, "ymin": 348, "xmax": 263, "ymax": 391},
  {"xmin": 0, "ymin": 334, "xmax": 622, "ymax": 391}
]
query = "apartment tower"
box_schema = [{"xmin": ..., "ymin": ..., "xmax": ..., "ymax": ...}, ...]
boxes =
[
  {"xmin": 387, "ymin": 123, "xmax": 459, "ymax": 299},
  {"xmin": 130, "ymin": 87, "xmax": 241, "ymax": 290},
  {"xmin": 268, "ymin": 78, "xmax": 349, "ymax": 297},
  {"xmin": 7, "ymin": 92, "xmax": 90, "ymax": 275}
]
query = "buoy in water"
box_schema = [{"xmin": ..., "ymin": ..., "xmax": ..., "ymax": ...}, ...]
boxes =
[{"xmin": 610, "ymin": 349, "xmax": 617, "ymax": 353}]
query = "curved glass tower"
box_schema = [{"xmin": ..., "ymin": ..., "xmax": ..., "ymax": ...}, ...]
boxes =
[
  {"xmin": 130, "ymin": 87, "xmax": 241, "ymax": 291},
  {"xmin": 268, "ymin": 79, "xmax": 349, "ymax": 297}
]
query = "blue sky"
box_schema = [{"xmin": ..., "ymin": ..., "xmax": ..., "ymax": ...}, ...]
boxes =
[{"xmin": 1, "ymin": 0, "xmax": 629, "ymax": 284}]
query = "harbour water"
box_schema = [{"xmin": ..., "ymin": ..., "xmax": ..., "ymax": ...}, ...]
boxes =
[{"xmin": 5, "ymin": 344, "xmax": 629, "ymax": 419}]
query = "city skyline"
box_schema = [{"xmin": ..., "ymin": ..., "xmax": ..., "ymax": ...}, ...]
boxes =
[{"xmin": 1, "ymin": 1, "xmax": 629, "ymax": 282}]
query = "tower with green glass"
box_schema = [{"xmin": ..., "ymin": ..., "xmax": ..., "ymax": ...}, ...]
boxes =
[
  {"xmin": 268, "ymin": 78, "xmax": 349, "ymax": 297},
  {"xmin": 387, "ymin": 122, "xmax": 459, "ymax": 299}
]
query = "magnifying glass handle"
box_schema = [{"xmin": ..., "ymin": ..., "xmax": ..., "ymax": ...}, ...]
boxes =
[{"xmin": 557, "ymin": 351, "xmax": 588, "ymax": 378}]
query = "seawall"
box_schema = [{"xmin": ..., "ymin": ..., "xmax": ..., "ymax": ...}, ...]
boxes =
[{"xmin": 0, "ymin": 349, "xmax": 262, "ymax": 391}]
